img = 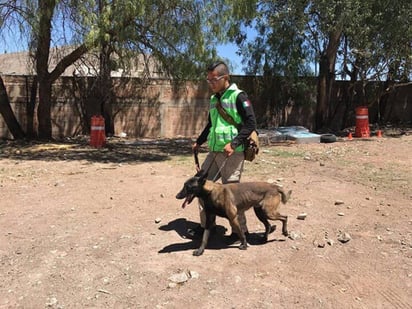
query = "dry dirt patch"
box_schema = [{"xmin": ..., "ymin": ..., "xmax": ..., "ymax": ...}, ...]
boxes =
[{"xmin": 0, "ymin": 133, "xmax": 411, "ymax": 308}]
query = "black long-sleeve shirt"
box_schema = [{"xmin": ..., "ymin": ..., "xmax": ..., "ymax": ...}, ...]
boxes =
[{"xmin": 196, "ymin": 90, "xmax": 257, "ymax": 149}]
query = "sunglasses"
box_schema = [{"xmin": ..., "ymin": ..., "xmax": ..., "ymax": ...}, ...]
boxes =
[{"xmin": 206, "ymin": 75, "xmax": 226, "ymax": 84}]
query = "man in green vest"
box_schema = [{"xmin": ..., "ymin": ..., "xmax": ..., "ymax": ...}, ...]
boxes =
[{"xmin": 189, "ymin": 60, "xmax": 257, "ymax": 239}]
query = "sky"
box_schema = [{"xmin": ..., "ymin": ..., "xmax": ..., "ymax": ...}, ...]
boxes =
[{"xmin": 216, "ymin": 43, "xmax": 244, "ymax": 75}]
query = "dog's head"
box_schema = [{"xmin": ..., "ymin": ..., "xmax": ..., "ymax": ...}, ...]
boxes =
[{"xmin": 176, "ymin": 170, "xmax": 208, "ymax": 208}]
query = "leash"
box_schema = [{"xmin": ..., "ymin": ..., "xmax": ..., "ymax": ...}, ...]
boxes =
[
  {"xmin": 211, "ymin": 155, "xmax": 228, "ymax": 182},
  {"xmin": 194, "ymin": 150, "xmax": 228, "ymax": 182},
  {"xmin": 193, "ymin": 149, "xmax": 200, "ymax": 171}
]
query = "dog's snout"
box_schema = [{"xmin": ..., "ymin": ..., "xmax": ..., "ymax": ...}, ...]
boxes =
[{"xmin": 176, "ymin": 188, "xmax": 186, "ymax": 199}]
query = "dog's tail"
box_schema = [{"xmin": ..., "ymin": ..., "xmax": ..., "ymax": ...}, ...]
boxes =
[{"xmin": 279, "ymin": 188, "xmax": 292, "ymax": 204}]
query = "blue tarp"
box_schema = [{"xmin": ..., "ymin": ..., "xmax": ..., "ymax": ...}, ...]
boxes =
[{"xmin": 259, "ymin": 126, "xmax": 321, "ymax": 144}]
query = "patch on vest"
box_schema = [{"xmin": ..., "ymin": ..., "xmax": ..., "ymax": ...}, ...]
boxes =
[{"xmin": 242, "ymin": 100, "xmax": 251, "ymax": 108}]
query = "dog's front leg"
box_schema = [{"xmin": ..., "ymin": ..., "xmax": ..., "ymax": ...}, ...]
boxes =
[
  {"xmin": 193, "ymin": 212, "xmax": 215, "ymax": 256},
  {"xmin": 193, "ymin": 229, "xmax": 210, "ymax": 256}
]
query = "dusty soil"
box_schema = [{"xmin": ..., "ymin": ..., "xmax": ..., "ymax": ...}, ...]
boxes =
[{"xmin": 1, "ymin": 129, "xmax": 411, "ymax": 309}]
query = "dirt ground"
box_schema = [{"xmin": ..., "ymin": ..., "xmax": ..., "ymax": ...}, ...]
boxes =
[{"xmin": 0, "ymin": 128, "xmax": 411, "ymax": 309}]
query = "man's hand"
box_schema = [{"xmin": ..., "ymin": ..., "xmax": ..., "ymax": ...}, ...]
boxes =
[
  {"xmin": 192, "ymin": 143, "xmax": 200, "ymax": 153},
  {"xmin": 223, "ymin": 143, "xmax": 235, "ymax": 156}
]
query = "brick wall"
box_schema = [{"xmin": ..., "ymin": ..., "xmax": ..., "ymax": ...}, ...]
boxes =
[{"xmin": 1, "ymin": 75, "xmax": 411, "ymax": 139}]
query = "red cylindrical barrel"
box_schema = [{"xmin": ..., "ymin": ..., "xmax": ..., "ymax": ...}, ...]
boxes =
[
  {"xmin": 354, "ymin": 106, "xmax": 370, "ymax": 138},
  {"xmin": 90, "ymin": 115, "xmax": 106, "ymax": 148}
]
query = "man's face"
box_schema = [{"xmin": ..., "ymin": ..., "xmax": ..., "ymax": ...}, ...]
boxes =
[{"xmin": 206, "ymin": 70, "xmax": 228, "ymax": 93}]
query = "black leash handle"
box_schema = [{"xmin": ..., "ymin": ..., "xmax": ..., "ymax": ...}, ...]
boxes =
[{"xmin": 193, "ymin": 149, "xmax": 200, "ymax": 171}]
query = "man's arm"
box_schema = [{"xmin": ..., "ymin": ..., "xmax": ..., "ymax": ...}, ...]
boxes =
[
  {"xmin": 196, "ymin": 114, "xmax": 212, "ymax": 146},
  {"xmin": 230, "ymin": 92, "xmax": 257, "ymax": 149}
]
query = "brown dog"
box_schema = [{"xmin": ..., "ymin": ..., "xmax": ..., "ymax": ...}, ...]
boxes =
[{"xmin": 176, "ymin": 170, "xmax": 291, "ymax": 256}]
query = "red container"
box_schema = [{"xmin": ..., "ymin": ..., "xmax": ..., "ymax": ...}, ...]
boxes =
[
  {"xmin": 90, "ymin": 115, "xmax": 106, "ymax": 148},
  {"xmin": 354, "ymin": 106, "xmax": 370, "ymax": 138}
]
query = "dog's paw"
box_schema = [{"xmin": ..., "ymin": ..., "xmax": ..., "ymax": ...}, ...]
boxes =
[
  {"xmin": 239, "ymin": 243, "xmax": 248, "ymax": 250},
  {"xmin": 193, "ymin": 249, "xmax": 204, "ymax": 256}
]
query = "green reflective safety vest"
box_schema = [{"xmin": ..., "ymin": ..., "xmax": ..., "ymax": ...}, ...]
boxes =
[{"xmin": 208, "ymin": 83, "xmax": 244, "ymax": 152}]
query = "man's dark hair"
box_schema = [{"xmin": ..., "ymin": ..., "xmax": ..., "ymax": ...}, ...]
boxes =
[{"xmin": 207, "ymin": 61, "xmax": 229, "ymax": 76}]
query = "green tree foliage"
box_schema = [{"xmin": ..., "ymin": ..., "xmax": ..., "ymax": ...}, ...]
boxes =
[
  {"xmin": 0, "ymin": 0, "xmax": 249, "ymax": 139},
  {"xmin": 342, "ymin": 0, "xmax": 412, "ymax": 83},
  {"xmin": 239, "ymin": 1, "xmax": 314, "ymax": 77},
  {"xmin": 235, "ymin": 0, "xmax": 411, "ymax": 130}
]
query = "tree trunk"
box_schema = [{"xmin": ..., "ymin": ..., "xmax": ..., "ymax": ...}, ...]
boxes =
[
  {"xmin": 35, "ymin": 0, "xmax": 54, "ymax": 140},
  {"xmin": 26, "ymin": 76, "xmax": 38, "ymax": 138},
  {"xmin": 99, "ymin": 43, "xmax": 115, "ymax": 136},
  {"xmin": 37, "ymin": 79, "xmax": 53, "ymax": 140},
  {"xmin": 34, "ymin": 0, "xmax": 89, "ymax": 140},
  {"xmin": 0, "ymin": 76, "xmax": 25, "ymax": 139},
  {"xmin": 315, "ymin": 30, "xmax": 342, "ymax": 131},
  {"xmin": 316, "ymin": 54, "xmax": 329, "ymax": 130}
]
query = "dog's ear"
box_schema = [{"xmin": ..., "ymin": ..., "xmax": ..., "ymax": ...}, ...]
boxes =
[
  {"xmin": 197, "ymin": 169, "xmax": 208, "ymax": 184},
  {"xmin": 195, "ymin": 169, "xmax": 208, "ymax": 178},
  {"xmin": 194, "ymin": 169, "xmax": 208, "ymax": 183}
]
